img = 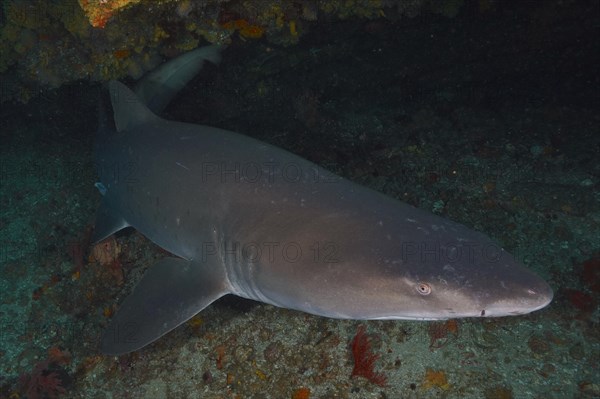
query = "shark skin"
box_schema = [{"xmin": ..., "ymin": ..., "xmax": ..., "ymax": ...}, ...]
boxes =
[{"xmin": 94, "ymin": 47, "xmax": 553, "ymax": 355}]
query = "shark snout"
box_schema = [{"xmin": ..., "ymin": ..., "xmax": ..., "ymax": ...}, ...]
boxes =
[
  {"xmin": 479, "ymin": 276, "xmax": 553, "ymax": 317},
  {"xmin": 525, "ymin": 278, "xmax": 554, "ymax": 311}
]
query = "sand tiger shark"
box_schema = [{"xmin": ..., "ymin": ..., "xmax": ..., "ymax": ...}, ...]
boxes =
[{"xmin": 94, "ymin": 45, "xmax": 553, "ymax": 355}]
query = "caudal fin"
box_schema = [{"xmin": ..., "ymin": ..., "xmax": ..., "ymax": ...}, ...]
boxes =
[{"xmin": 134, "ymin": 44, "xmax": 225, "ymax": 114}]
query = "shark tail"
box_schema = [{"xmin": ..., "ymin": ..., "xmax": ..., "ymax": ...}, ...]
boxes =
[{"xmin": 134, "ymin": 44, "xmax": 225, "ymax": 114}]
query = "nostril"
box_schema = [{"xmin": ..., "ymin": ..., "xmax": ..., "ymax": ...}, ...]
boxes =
[{"xmin": 480, "ymin": 309, "xmax": 485, "ymax": 316}]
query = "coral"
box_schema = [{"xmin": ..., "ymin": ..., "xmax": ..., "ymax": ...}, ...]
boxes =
[
  {"xmin": 90, "ymin": 236, "xmax": 123, "ymax": 285},
  {"xmin": 31, "ymin": 274, "xmax": 64, "ymax": 301},
  {"xmin": 18, "ymin": 361, "xmax": 68, "ymax": 399},
  {"xmin": 484, "ymin": 385, "xmax": 514, "ymax": 399},
  {"xmin": 350, "ymin": 325, "xmax": 387, "ymax": 386},
  {"xmin": 47, "ymin": 347, "xmax": 72, "ymax": 366},
  {"xmin": 421, "ymin": 368, "xmax": 450, "ymax": 390},
  {"xmin": 187, "ymin": 314, "xmax": 204, "ymax": 330},
  {"xmin": 428, "ymin": 320, "xmax": 459, "ymax": 349},
  {"xmin": 222, "ymin": 19, "xmax": 265, "ymax": 39},
  {"xmin": 0, "ymin": 0, "xmax": 437, "ymax": 103},
  {"xmin": 66, "ymin": 225, "xmax": 94, "ymax": 271},
  {"xmin": 292, "ymin": 387, "xmax": 311, "ymax": 399},
  {"xmin": 77, "ymin": 0, "xmax": 143, "ymax": 28},
  {"xmin": 215, "ymin": 345, "xmax": 226, "ymax": 369},
  {"xmin": 255, "ymin": 368, "xmax": 267, "ymax": 380},
  {"xmin": 527, "ymin": 335, "xmax": 551, "ymax": 355},
  {"xmin": 90, "ymin": 236, "xmax": 120, "ymax": 266},
  {"xmin": 562, "ymin": 288, "xmax": 596, "ymax": 312}
]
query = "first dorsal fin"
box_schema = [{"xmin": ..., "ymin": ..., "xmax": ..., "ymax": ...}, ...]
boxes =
[{"xmin": 109, "ymin": 80, "xmax": 159, "ymax": 132}]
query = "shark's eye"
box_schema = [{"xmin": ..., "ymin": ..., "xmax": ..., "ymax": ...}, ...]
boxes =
[{"xmin": 416, "ymin": 283, "xmax": 432, "ymax": 295}]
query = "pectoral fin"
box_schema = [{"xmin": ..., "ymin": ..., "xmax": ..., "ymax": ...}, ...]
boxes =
[{"xmin": 101, "ymin": 257, "xmax": 229, "ymax": 355}]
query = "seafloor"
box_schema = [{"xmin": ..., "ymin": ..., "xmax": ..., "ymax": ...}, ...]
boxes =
[{"xmin": 1, "ymin": 2, "xmax": 599, "ymax": 399}]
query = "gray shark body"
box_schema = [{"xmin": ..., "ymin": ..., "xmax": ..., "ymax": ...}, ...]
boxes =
[{"xmin": 94, "ymin": 46, "xmax": 553, "ymax": 355}]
